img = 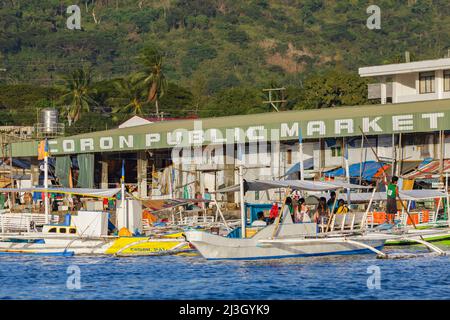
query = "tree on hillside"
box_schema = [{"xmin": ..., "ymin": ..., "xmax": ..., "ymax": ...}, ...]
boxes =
[
  {"xmin": 294, "ymin": 70, "xmax": 369, "ymax": 110},
  {"xmin": 59, "ymin": 68, "xmax": 97, "ymax": 125},
  {"xmin": 139, "ymin": 47, "xmax": 168, "ymax": 118},
  {"xmin": 108, "ymin": 73, "xmax": 148, "ymax": 119},
  {"xmin": 201, "ymin": 87, "xmax": 264, "ymax": 117}
]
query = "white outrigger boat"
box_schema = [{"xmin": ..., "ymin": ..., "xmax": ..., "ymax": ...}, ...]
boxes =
[
  {"xmin": 185, "ymin": 177, "xmax": 450, "ymax": 260},
  {"xmin": 0, "ymin": 187, "xmax": 192, "ymax": 256}
]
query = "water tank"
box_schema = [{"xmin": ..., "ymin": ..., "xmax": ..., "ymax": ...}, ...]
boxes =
[{"xmin": 40, "ymin": 108, "xmax": 59, "ymax": 133}]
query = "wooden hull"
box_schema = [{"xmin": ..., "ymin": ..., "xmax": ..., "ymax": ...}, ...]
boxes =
[
  {"xmin": 185, "ymin": 231, "xmax": 385, "ymax": 261},
  {"xmin": 0, "ymin": 235, "xmax": 191, "ymax": 256}
]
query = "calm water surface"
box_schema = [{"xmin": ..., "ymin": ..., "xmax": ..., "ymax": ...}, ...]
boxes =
[{"xmin": 0, "ymin": 247, "xmax": 449, "ymax": 300}]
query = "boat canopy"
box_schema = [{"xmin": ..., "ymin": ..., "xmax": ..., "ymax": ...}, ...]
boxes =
[
  {"xmin": 216, "ymin": 180, "xmax": 372, "ymax": 193},
  {"xmin": 402, "ymin": 159, "xmax": 450, "ymax": 180},
  {"xmin": 324, "ymin": 161, "xmax": 390, "ymax": 181},
  {"xmin": 0, "ymin": 187, "xmax": 121, "ymax": 198}
]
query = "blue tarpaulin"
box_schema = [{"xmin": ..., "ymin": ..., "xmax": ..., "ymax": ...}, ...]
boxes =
[
  {"xmin": 283, "ymin": 158, "xmax": 314, "ymax": 177},
  {"xmin": 324, "ymin": 161, "xmax": 387, "ymax": 181}
]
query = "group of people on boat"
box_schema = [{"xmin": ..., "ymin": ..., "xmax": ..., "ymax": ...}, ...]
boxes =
[{"xmin": 251, "ymin": 191, "xmax": 351, "ymax": 228}]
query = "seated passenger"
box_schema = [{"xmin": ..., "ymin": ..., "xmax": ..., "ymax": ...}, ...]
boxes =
[
  {"xmin": 251, "ymin": 211, "xmax": 268, "ymax": 227},
  {"xmin": 336, "ymin": 199, "xmax": 349, "ymax": 214}
]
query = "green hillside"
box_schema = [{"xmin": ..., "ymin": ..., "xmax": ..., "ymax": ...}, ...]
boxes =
[{"xmin": 0, "ymin": 0, "xmax": 449, "ymax": 133}]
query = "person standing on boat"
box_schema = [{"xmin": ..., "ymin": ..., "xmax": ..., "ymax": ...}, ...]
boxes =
[
  {"xmin": 314, "ymin": 197, "xmax": 330, "ymax": 231},
  {"xmin": 295, "ymin": 198, "xmax": 310, "ymax": 223},
  {"xmin": 269, "ymin": 202, "xmax": 279, "ymax": 223},
  {"xmin": 386, "ymin": 176, "xmax": 399, "ymax": 224},
  {"xmin": 203, "ymin": 188, "xmax": 211, "ymax": 209},
  {"xmin": 327, "ymin": 191, "xmax": 339, "ymax": 214}
]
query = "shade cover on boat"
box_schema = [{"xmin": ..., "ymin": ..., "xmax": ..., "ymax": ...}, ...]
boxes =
[
  {"xmin": 322, "ymin": 190, "xmax": 449, "ymax": 202},
  {"xmin": 215, "ymin": 180, "xmax": 372, "ymax": 193},
  {"xmin": 402, "ymin": 160, "xmax": 450, "ymax": 179},
  {"xmin": 0, "ymin": 187, "xmax": 121, "ymax": 198}
]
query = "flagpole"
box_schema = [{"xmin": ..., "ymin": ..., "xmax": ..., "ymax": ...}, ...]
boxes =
[
  {"xmin": 344, "ymin": 137, "xmax": 351, "ymax": 205},
  {"xmin": 44, "ymin": 139, "xmax": 49, "ymax": 224},
  {"xmin": 237, "ymin": 143, "xmax": 246, "ymax": 239},
  {"xmin": 299, "ymin": 128, "xmax": 304, "ymax": 181},
  {"xmin": 121, "ymin": 159, "xmax": 127, "ymax": 229}
]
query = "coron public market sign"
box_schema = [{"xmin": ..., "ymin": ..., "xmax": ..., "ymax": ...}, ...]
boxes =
[{"xmin": 40, "ymin": 111, "xmax": 448, "ymax": 156}]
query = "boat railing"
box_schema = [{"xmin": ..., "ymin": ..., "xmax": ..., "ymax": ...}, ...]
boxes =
[{"xmin": 0, "ymin": 213, "xmax": 59, "ymax": 233}]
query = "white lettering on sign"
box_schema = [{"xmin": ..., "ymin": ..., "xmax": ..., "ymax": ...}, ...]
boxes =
[
  {"xmin": 335, "ymin": 119, "xmax": 354, "ymax": 135},
  {"xmin": 280, "ymin": 123, "xmax": 298, "ymax": 138},
  {"xmin": 100, "ymin": 137, "xmax": 113, "ymax": 150},
  {"xmin": 145, "ymin": 133, "xmax": 160, "ymax": 147},
  {"xmin": 209, "ymin": 129, "xmax": 226, "ymax": 144},
  {"xmin": 189, "ymin": 130, "xmax": 204, "ymax": 145},
  {"xmin": 307, "ymin": 121, "xmax": 326, "ymax": 136},
  {"xmin": 167, "ymin": 131, "xmax": 183, "ymax": 145},
  {"xmin": 62, "ymin": 140, "xmax": 75, "ymax": 153},
  {"xmin": 393, "ymin": 115, "xmax": 414, "ymax": 131},
  {"xmin": 362, "ymin": 117, "xmax": 383, "ymax": 133},
  {"xmin": 422, "ymin": 113, "xmax": 444, "ymax": 129},
  {"xmin": 247, "ymin": 126, "xmax": 265, "ymax": 141},
  {"xmin": 80, "ymin": 138, "xmax": 94, "ymax": 151},
  {"xmin": 48, "ymin": 140, "xmax": 58, "ymax": 153},
  {"xmin": 119, "ymin": 135, "xmax": 133, "ymax": 149}
]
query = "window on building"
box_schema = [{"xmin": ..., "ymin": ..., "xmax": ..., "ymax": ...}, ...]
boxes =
[
  {"xmin": 444, "ymin": 70, "xmax": 450, "ymax": 92},
  {"xmin": 286, "ymin": 149, "xmax": 292, "ymax": 165},
  {"xmin": 419, "ymin": 71, "xmax": 435, "ymax": 94},
  {"xmin": 331, "ymin": 146, "xmax": 342, "ymax": 157}
]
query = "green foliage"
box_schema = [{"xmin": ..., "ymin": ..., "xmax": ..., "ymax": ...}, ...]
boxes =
[
  {"xmin": 58, "ymin": 68, "xmax": 97, "ymax": 125},
  {"xmin": 294, "ymin": 70, "xmax": 370, "ymax": 110},
  {"xmin": 0, "ymin": 0, "xmax": 449, "ymax": 131},
  {"xmin": 201, "ymin": 87, "xmax": 264, "ymax": 117}
]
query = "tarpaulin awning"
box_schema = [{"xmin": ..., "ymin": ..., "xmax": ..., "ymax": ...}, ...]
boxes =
[
  {"xmin": 0, "ymin": 187, "xmax": 121, "ymax": 198},
  {"xmin": 283, "ymin": 158, "xmax": 314, "ymax": 177},
  {"xmin": 403, "ymin": 160, "xmax": 450, "ymax": 179},
  {"xmin": 312, "ymin": 190, "xmax": 448, "ymax": 202},
  {"xmin": 142, "ymin": 198, "xmax": 210, "ymax": 213},
  {"xmin": 324, "ymin": 161, "xmax": 391, "ymax": 181},
  {"xmin": 215, "ymin": 180, "xmax": 372, "ymax": 193}
]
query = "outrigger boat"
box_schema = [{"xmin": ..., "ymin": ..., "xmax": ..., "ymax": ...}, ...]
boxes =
[
  {"xmin": 185, "ymin": 176, "xmax": 450, "ymax": 260},
  {"xmin": 0, "ymin": 187, "xmax": 191, "ymax": 256}
]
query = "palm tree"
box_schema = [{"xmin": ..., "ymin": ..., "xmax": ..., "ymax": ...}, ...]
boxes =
[
  {"xmin": 138, "ymin": 47, "xmax": 168, "ymax": 118},
  {"xmin": 108, "ymin": 73, "xmax": 148, "ymax": 118},
  {"xmin": 59, "ymin": 68, "xmax": 96, "ymax": 125}
]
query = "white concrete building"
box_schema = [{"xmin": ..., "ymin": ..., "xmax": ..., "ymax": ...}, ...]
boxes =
[{"xmin": 359, "ymin": 58, "xmax": 450, "ymax": 104}]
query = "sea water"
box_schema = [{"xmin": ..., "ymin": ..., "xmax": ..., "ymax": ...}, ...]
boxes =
[{"xmin": 0, "ymin": 247, "xmax": 449, "ymax": 300}]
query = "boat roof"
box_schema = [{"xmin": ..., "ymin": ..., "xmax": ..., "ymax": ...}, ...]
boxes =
[
  {"xmin": 0, "ymin": 187, "xmax": 121, "ymax": 198},
  {"xmin": 216, "ymin": 180, "xmax": 373, "ymax": 193}
]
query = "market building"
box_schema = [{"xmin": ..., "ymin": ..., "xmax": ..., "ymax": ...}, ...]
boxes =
[{"xmin": 3, "ymin": 58, "xmax": 450, "ymax": 203}]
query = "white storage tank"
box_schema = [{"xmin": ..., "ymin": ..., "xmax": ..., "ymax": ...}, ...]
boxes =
[{"xmin": 41, "ymin": 108, "xmax": 59, "ymax": 133}]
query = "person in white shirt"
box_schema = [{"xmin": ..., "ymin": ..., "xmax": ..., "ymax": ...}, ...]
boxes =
[{"xmin": 251, "ymin": 211, "xmax": 268, "ymax": 227}]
